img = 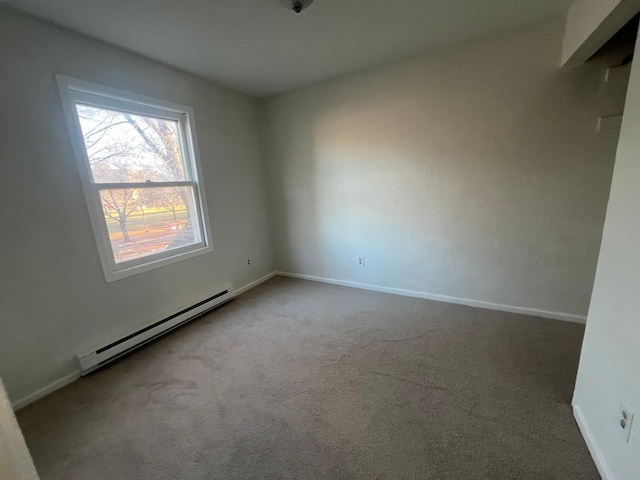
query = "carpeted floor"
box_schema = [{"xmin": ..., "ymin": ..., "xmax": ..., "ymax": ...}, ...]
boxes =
[{"xmin": 17, "ymin": 276, "xmax": 598, "ymax": 479}]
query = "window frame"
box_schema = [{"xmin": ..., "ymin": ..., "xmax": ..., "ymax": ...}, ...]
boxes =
[{"xmin": 57, "ymin": 75, "xmax": 214, "ymax": 282}]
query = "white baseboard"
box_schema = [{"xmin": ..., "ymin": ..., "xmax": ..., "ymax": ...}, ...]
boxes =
[
  {"xmin": 573, "ymin": 404, "xmax": 615, "ymax": 480},
  {"xmin": 12, "ymin": 271, "xmax": 278, "ymax": 411},
  {"xmin": 275, "ymin": 271, "xmax": 586, "ymax": 324},
  {"xmin": 10, "ymin": 271, "xmax": 582, "ymax": 410},
  {"xmin": 235, "ymin": 271, "xmax": 277, "ymax": 296},
  {"xmin": 12, "ymin": 370, "xmax": 81, "ymax": 411}
]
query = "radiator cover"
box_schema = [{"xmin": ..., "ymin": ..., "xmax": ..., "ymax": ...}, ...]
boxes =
[{"xmin": 77, "ymin": 286, "xmax": 235, "ymax": 374}]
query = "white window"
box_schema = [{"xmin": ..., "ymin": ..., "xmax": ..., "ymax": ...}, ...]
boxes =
[{"xmin": 57, "ymin": 76, "xmax": 213, "ymax": 282}]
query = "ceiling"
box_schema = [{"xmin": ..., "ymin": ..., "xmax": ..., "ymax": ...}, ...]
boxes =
[{"xmin": 2, "ymin": 0, "xmax": 572, "ymax": 97}]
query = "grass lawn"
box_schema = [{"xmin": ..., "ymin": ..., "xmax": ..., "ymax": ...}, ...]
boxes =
[{"xmin": 104, "ymin": 207, "xmax": 188, "ymax": 240}]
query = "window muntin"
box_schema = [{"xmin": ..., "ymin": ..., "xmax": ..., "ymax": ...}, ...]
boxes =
[{"xmin": 58, "ymin": 76, "xmax": 212, "ymax": 281}]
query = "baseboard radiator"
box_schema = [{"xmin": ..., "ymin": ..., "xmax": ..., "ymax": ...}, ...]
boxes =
[{"xmin": 78, "ymin": 286, "xmax": 235, "ymax": 375}]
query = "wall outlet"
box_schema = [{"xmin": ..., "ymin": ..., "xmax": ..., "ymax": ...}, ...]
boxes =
[
  {"xmin": 357, "ymin": 256, "xmax": 365, "ymax": 267},
  {"xmin": 619, "ymin": 400, "xmax": 634, "ymax": 442},
  {"xmin": 247, "ymin": 258, "xmax": 251, "ymax": 267}
]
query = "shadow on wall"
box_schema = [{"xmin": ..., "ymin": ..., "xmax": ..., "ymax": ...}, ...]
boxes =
[
  {"xmin": 267, "ymin": 106, "xmax": 322, "ymax": 274},
  {"xmin": 507, "ymin": 59, "xmax": 618, "ymax": 311}
]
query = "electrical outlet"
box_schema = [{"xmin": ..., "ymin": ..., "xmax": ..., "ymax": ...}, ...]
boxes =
[
  {"xmin": 619, "ymin": 400, "xmax": 634, "ymax": 442},
  {"xmin": 247, "ymin": 258, "xmax": 251, "ymax": 267},
  {"xmin": 357, "ymin": 256, "xmax": 365, "ymax": 267}
]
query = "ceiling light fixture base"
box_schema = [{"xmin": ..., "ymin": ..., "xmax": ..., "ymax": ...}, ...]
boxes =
[{"xmin": 279, "ymin": 0, "xmax": 315, "ymax": 14}]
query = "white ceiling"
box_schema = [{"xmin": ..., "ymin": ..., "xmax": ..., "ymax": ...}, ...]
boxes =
[{"xmin": 2, "ymin": 0, "xmax": 572, "ymax": 97}]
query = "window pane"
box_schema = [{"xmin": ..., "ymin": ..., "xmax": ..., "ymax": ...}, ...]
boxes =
[
  {"xmin": 75, "ymin": 104, "xmax": 187, "ymax": 183},
  {"xmin": 99, "ymin": 186, "xmax": 201, "ymax": 264}
]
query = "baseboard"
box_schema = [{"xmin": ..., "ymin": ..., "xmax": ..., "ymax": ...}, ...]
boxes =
[
  {"xmin": 11, "ymin": 271, "xmax": 278, "ymax": 411},
  {"xmin": 573, "ymin": 404, "xmax": 615, "ymax": 480},
  {"xmin": 12, "ymin": 370, "xmax": 81, "ymax": 411},
  {"xmin": 235, "ymin": 271, "xmax": 277, "ymax": 296},
  {"xmin": 275, "ymin": 272, "xmax": 587, "ymax": 324}
]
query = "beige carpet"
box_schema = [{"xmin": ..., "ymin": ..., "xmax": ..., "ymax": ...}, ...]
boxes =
[{"xmin": 18, "ymin": 276, "xmax": 598, "ymax": 479}]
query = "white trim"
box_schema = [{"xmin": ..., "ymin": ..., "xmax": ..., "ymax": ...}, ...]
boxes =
[
  {"xmin": 56, "ymin": 75, "xmax": 194, "ymax": 115},
  {"xmin": 11, "ymin": 371, "xmax": 81, "ymax": 412},
  {"xmin": 573, "ymin": 404, "xmax": 615, "ymax": 480},
  {"xmin": 235, "ymin": 271, "xmax": 278, "ymax": 296},
  {"xmin": 275, "ymin": 272, "xmax": 587, "ymax": 324}
]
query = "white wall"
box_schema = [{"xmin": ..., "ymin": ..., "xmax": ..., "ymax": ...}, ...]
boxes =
[
  {"xmin": 572, "ymin": 30, "xmax": 640, "ymax": 480},
  {"xmin": 0, "ymin": 8, "xmax": 274, "ymax": 406},
  {"xmin": 264, "ymin": 18, "xmax": 618, "ymax": 320}
]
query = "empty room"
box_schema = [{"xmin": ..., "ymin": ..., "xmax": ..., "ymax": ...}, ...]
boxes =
[{"xmin": 1, "ymin": 0, "xmax": 639, "ymax": 478}]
